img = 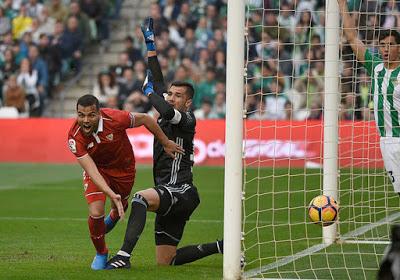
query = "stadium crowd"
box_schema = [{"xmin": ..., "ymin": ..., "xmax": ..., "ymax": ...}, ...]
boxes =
[
  {"xmin": 1, "ymin": 0, "xmax": 399, "ymax": 120},
  {"xmin": 0, "ymin": 0, "xmax": 114, "ymax": 117}
]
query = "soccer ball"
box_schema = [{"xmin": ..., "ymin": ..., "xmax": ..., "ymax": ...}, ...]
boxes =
[{"xmin": 308, "ymin": 195, "xmax": 339, "ymax": 226}]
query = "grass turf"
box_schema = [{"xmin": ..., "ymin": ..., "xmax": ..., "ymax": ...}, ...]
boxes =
[
  {"xmin": 0, "ymin": 163, "xmax": 223, "ymax": 280},
  {"xmin": 0, "ymin": 163, "xmax": 398, "ymax": 279}
]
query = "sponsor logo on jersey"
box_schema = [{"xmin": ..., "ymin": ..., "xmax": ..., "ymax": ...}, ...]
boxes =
[
  {"xmin": 87, "ymin": 142, "xmax": 94, "ymax": 149},
  {"xmin": 106, "ymin": 134, "xmax": 113, "ymax": 141},
  {"xmin": 68, "ymin": 139, "xmax": 77, "ymax": 153}
]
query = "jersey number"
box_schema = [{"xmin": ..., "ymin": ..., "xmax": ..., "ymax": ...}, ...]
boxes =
[{"xmin": 388, "ymin": 171, "xmax": 395, "ymax": 183}]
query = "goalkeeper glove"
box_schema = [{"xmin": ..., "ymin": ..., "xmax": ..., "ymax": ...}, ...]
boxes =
[
  {"xmin": 141, "ymin": 17, "xmax": 156, "ymax": 51},
  {"xmin": 142, "ymin": 70, "xmax": 154, "ymax": 96}
]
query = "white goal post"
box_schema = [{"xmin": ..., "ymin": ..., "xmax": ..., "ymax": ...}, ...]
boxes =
[{"xmin": 223, "ymin": 0, "xmax": 245, "ymax": 279}]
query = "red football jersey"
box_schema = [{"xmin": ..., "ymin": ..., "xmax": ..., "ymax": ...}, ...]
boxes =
[{"xmin": 67, "ymin": 108, "xmax": 136, "ymax": 170}]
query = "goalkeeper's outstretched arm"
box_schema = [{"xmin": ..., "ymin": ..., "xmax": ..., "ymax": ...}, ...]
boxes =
[
  {"xmin": 141, "ymin": 17, "xmax": 167, "ymax": 96},
  {"xmin": 337, "ymin": 0, "xmax": 367, "ymax": 63}
]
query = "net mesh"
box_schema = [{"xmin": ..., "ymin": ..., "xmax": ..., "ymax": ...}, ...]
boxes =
[{"xmin": 242, "ymin": 0, "xmax": 400, "ymax": 278}]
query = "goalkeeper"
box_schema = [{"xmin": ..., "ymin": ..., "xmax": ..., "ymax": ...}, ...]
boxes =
[
  {"xmin": 338, "ymin": 0, "xmax": 400, "ymax": 193},
  {"xmin": 106, "ymin": 18, "xmax": 223, "ymax": 269}
]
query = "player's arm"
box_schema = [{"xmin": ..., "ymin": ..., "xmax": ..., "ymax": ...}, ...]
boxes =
[
  {"xmin": 77, "ymin": 154, "xmax": 125, "ymax": 218},
  {"xmin": 133, "ymin": 112, "xmax": 185, "ymax": 158},
  {"xmin": 141, "ymin": 17, "xmax": 167, "ymax": 96},
  {"xmin": 337, "ymin": 0, "xmax": 367, "ymax": 62}
]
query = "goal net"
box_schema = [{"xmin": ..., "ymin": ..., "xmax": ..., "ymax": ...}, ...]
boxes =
[{"xmin": 236, "ymin": 0, "xmax": 400, "ymax": 279}]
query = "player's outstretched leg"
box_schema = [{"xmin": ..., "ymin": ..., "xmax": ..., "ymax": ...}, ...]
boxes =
[
  {"xmin": 170, "ymin": 240, "xmax": 223, "ymax": 265},
  {"xmin": 106, "ymin": 193, "xmax": 149, "ymax": 270}
]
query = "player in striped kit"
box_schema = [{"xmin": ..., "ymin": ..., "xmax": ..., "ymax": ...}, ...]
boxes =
[{"xmin": 338, "ymin": 0, "xmax": 400, "ymax": 192}]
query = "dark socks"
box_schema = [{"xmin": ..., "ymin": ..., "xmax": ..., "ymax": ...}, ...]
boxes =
[
  {"xmin": 170, "ymin": 241, "xmax": 222, "ymax": 265},
  {"xmin": 120, "ymin": 194, "xmax": 148, "ymax": 255}
]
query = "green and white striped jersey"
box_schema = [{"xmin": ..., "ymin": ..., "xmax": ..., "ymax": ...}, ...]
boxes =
[{"xmin": 364, "ymin": 49, "xmax": 400, "ymax": 137}]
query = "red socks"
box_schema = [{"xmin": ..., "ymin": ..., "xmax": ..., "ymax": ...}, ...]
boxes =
[{"xmin": 88, "ymin": 215, "xmax": 108, "ymax": 255}]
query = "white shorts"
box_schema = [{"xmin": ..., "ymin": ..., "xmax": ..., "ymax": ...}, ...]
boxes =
[{"xmin": 380, "ymin": 137, "xmax": 400, "ymax": 193}]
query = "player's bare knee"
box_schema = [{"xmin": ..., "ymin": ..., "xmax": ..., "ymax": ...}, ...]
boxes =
[
  {"xmin": 136, "ymin": 189, "xmax": 160, "ymax": 211},
  {"xmin": 88, "ymin": 200, "xmax": 105, "ymax": 217}
]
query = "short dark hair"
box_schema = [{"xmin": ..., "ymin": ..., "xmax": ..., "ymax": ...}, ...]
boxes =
[
  {"xmin": 379, "ymin": 29, "xmax": 400, "ymax": 44},
  {"xmin": 77, "ymin": 94, "xmax": 99, "ymax": 110},
  {"xmin": 170, "ymin": 81, "xmax": 195, "ymax": 99}
]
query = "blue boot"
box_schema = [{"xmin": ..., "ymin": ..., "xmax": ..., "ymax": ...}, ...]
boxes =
[{"xmin": 91, "ymin": 252, "xmax": 108, "ymax": 270}]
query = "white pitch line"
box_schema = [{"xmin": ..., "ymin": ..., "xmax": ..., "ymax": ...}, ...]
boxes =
[
  {"xmin": 0, "ymin": 216, "xmax": 223, "ymax": 224},
  {"xmin": 244, "ymin": 211, "xmax": 400, "ymax": 278}
]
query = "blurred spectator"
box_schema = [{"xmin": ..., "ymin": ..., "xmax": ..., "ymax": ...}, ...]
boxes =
[
  {"xmin": 58, "ymin": 16, "xmax": 83, "ymax": 74},
  {"xmin": 248, "ymin": 96, "xmax": 268, "ymax": 120},
  {"xmin": 12, "ymin": 4, "xmax": 32, "ymax": 39},
  {"xmin": 123, "ymin": 90, "xmax": 151, "ymax": 113},
  {"xmin": 194, "ymin": 98, "xmax": 213, "ymax": 119},
  {"xmin": 109, "ymin": 51, "xmax": 132, "ymax": 81},
  {"xmin": 0, "ymin": 7, "xmax": 11, "ymax": 36},
  {"xmin": 166, "ymin": 45, "xmax": 180, "ymax": 72},
  {"xmin": 339, "ymin": 92, "xmax": 356, "ymax": 120},
  {"xmin": 176, "ymin": 2, "xmax": 195, "ymax": 31},
  {"xmin": 278, "ymin": 2, "xmax": 296, "ymax": 33},
  {"xmin": 181, "ymin": 27, "xmax": 196, "ymax": 59},
  {"xmin": 3, "ymin": 0, "xmax": 18, "ymax": 19},
  {"xmin": 210, "ymin": 91, "xmax": 226, "ymax": 119},
  {"xmin": 194, "ymin": 67, "xmax": 217, "ymax": 109},
  {"xmin": 17, "ymin": 58, "xmax": 40, "ymax": 115},
  {"xmin": 263, "ymin": 79, "xmax": 289, "ymax": 120},
  {"xmin": 149, "ymin": 3, "xmax": 169, "ymax": 36},
  {"xmin": 79, "ymin": 0, "xmax": 110, "ymax": 45},
  {"xmin": 124, "ymin": 36, "xmax": 143, "ymax": 65},
  {"xmin": 19, "ymin": 31, "xmax": 32, "ymax": 58},
  {"xmin": 382, "ymin": 0, "xmax": 400, "ymax": 29},
  {"xmin": 26, "ymin": 0, "xmax": 43, "ymax": 19},
  {"xmin": 37, "ymin": 6, "xmax": 56, "ymax": 37},
  {"xmin": 133, "ymin": 60, "xmax": 146, "ymax": 84},
  {"xmin": 105, "ymin": 95, "xmax": 118, "ymax": 109},
  {"xmin": 0, "ymin": 32, "xmax": 14, "ymax": 53},
  {"xmin": 205, "ymin": 4, "xmax": 219, "ymax": 30},
  {"xmin": 68, "ymin": 1, "xmax": 91, "ymax": 46},
  {"xmin": 117, "ymin": 67, "xmax": 141, "ymax": 107},
  {"xmin": 0, "ymin": 48, "xmax": 18, "ymax": 81},
  {"xmin": 196, "ymin": 48, "xmax": 211, "ymax": 75},
  {"xmin": 161, "ymin": 0, "xmax": 180, "ymax": 22},
  {"xmin": 168, "ymin": 20, "xmax": 184, "ymax": 49},
  {"xmin": 47, "ymin": 0, "xmax": 68, "ymax": 22},
  {"xmin": 3, "ymin": 74, "xmax": 26, "ymax": 113},
  {"xmin": 195, "ymin": 17, "xmax": 212, "ymax": 49},
  {"xmin": 93, "ymin": 70, "xmax": 118, "ymax": 107},
  {"xmin": 38, "ymin": 33, "xmax": 61, "ymax": 95},
  {"xmin": 308, "ymin": 99, "xmax": 322, "ymax": 120},
  {"xmin": 28, "ymin": 43, "xmax": 48, "ymax": 98}
]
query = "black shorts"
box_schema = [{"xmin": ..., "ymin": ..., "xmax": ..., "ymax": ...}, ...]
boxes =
[{"xmin": 154, "ymin": 183, "xmax": 200, "ymax": 246}]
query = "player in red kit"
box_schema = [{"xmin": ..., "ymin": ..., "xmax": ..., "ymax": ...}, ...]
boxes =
[{"xmin": 67, "ymin": 94, "xmax": 184, "ymax": 270}]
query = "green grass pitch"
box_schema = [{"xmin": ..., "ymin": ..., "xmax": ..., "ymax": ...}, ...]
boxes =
[
  {"xmin": 0, "ymin": 163, "xmax": 224, "ymax": 280},
  {"xmin": 1, "ymin": 163, "xmax": 399, "ymax": 279}
]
